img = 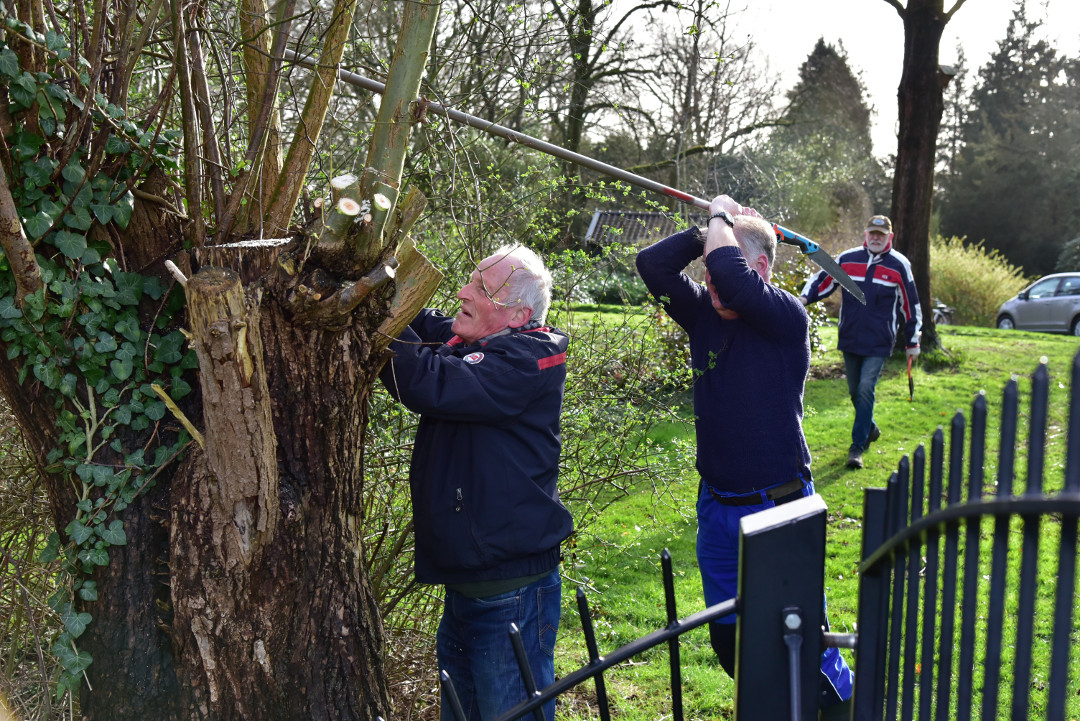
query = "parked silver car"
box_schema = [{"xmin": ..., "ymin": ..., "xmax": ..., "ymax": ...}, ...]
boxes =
[{"xmin": 996, "ymin": 273, "xmax": 1080, "ymax": 335}]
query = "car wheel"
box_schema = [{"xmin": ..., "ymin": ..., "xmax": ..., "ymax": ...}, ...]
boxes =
[
  {"xmin": 1072, "ymin": 317, "xmax": 1080, "ymax": 336},
  {"xmin": 997, "ymin": 315, "xmax": 1015, "ymax": 330}
]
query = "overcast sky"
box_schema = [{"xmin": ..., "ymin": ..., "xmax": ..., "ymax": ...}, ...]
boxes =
[{"xmin": 734, "ymin": 0, "xmax": 1080, "ymax": 155}]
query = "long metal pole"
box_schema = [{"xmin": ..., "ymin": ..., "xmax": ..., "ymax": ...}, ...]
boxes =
[
  {"xmin": 285, "ymin": 50, "xmax": 708, "ymax": 210},
  {"xmin": 284, "ymin": 51, "xmax": 866, "ymax": 303}
]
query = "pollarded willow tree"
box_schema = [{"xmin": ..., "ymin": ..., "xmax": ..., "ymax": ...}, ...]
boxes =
[{"xmin": 0, "ymin": 0, "xmax": 447, "ymax": 717}]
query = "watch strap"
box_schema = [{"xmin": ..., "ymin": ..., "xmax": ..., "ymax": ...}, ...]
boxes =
[{"xmin": 709, "ymin": 210, "xmax": 735, "ymax": 228}]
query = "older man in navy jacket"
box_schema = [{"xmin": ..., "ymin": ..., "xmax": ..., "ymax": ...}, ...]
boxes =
[
  {"xmin": 380, "ymin": 245, "xmax": 572, "ymax": 721},
  {"xmin": 800, "ymin": 215, "xmax": 922, "ymax": 469}
]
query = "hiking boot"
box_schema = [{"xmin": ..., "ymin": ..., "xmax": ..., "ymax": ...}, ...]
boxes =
[
  {"xmin": 868, "ymin": 425, "xmax": 881, "ymax": 444},
  {"xmin": 846, "ymin": 446, "xmax": 864, "ymax": 469}
]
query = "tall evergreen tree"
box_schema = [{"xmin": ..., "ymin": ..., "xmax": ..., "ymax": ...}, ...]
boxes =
[
  {"xmin": 939, "ymin": 3, "xmax": 1080, "ymax": 274},
  {"xmin": 753, "ymin": 39, "xmax": 887, "ymax": 240}
]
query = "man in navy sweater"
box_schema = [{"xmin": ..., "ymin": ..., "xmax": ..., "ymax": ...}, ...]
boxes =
[
  {"xmin": 799, "ymin": 215, "xmax": 922, "ymax": 469},
  {"xmin": 636, "ymin": 194, "xmax": 853, "ymax": 715},
  {"xmin": 380, "ymin": 245, "xmax": 572, "ymax": 721}
]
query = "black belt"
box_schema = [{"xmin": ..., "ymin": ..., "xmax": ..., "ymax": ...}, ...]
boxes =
[{"xmin": 705, "ymin": 478, "xmax": 806, "ymax": 507}]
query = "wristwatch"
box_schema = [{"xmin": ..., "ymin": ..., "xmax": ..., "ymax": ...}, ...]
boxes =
[{"xmin": 709, "ymin": 210, "xmax": 735, "ymax": 228}]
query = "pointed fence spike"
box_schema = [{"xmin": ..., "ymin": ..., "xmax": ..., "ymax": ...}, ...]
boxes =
[
  {"xmin": 575, "ymin": 587, "xmax": 611, "ymax": 721},
  {"xmin": 440, "ymin": 670, "xmax": 468, "ymax": 721},
  {"xmin": 660, "ymin": 549, "xmax": 683, "ymax": 721},
  {"xmin": 507, "ymin": 623, "xmax": 545, "ymax": 721}
]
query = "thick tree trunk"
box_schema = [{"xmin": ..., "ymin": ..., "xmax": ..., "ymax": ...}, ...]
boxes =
[
  {"xmin": 0, "ymin": 212, "xmax": 398, "ymax": 721},
  {"xmin": 79, "ymin": 482, "xmax": 185, "ymax": 720},
  {"xmin": 890, "ymin": 0, "xmax": 948, "ymax": 350},
  {"xmin": 0, "ymin": 0, "xmax": 441, "ymax": 714},
  {"xmin": 166, "ymin": 264, "xmax": 392, "ymax": 719},
  {"xmin": 43, "ymin": 256, "xmax": 396, "ymax": 721}
]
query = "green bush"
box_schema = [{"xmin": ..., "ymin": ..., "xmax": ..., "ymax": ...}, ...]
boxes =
[
  {"xmin": 552, "ymin": 244, "xmax": 651, "ymax": 305},
  {"xmin": 930, "ymin": 235, "xmax": 1028, "ymax": 326}
]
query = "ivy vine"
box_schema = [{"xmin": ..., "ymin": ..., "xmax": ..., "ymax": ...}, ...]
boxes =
[{"xmin": 1, "ymin": 18, "xmax": 193, "ymax": 700}]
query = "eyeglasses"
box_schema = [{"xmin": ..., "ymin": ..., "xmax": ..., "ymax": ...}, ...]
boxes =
[{"xmin": 472, "ymin": 265, "xmax": 523, "ymax": 308}]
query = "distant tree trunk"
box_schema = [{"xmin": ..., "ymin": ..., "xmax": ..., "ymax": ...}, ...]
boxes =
[{"xmin": 887, "ymin": 0, "xmax": 966, "ymax": 351}]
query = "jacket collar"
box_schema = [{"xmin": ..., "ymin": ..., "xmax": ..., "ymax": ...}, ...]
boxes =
[{"xmin": 447, "ymin": 319, "xmax": 543, "ymax": 347}]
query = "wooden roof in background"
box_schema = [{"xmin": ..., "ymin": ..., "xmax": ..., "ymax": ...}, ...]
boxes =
[{"xmin": 584, "ymin": 210, "xmax": 706, "ymax": 246}]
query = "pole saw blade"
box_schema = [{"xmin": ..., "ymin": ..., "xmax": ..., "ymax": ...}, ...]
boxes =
[
  {"xmin": 806, "ymin": 248, "xmax": 867, "ymax": 305},
  {"xmin": 773, "ymin": 224, "xmax": 867, "ymax": 305}
]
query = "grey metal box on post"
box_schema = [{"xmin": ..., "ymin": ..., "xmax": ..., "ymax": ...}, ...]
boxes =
[{"xmin": 735, "ymin": 494, "xmax": 828, "ymax": 721}]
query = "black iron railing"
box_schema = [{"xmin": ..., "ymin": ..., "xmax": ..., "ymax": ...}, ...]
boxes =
[
  {"xmin": 438, "ymin": 496, "xmax": 831, "ymax": 721},
  {"xmin": 852, "ymin": 355, "xmax": 1080, "ymax": 721},
  {"xmin": 435, "ymin": 351, "xmax": 1080, "ymax": 721},
  {"xmin": 447, "ymin": 551, "xmax": 738, "ymax": 721}
]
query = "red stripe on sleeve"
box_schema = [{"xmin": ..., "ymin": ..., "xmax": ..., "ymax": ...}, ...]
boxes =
[{"xmin": 538, "ymin": 352, "xmax": 567, "ymax": 370}]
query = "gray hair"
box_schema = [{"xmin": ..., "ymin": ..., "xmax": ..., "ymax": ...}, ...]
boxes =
[
  {"xmin": 734, "ymin": 216, "xmax": 776, "ymax": 274},
  {"xmin": 494, "ymin": 244, "xmax": 553, "ymax": 324}
]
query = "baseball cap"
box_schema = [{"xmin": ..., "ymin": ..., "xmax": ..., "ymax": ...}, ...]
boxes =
[{"xmin": 866, "ymin": 215, "xmax": 892, "ymax": 234}]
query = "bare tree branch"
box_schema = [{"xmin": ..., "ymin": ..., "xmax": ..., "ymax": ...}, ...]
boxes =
[
  {"xmin": 0, "ymin": 163, "xmax": 42, "ymax": 305},
  {"xmin": 187, "ymin": 21, "xmax": 227, "ymax": 228},
  {"xmin": 262, "ymin": 0, "xmax": 360, "ymax": 234},
  {"xmin": 170, "ymin": 0, "xmax": 206, "ymax": 246}
]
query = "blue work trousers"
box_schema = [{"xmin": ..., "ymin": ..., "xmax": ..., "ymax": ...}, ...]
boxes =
[
  {"xmin": 843, "ymin": 352, "xmax": 886, "ymax": 450},
  {"xmin": 696, "ymin": 479, "xmax": 854, "ymax": 706},
  {"xmin": 437, "ymin": 569, "xmax": 561, "ymax": 721}
]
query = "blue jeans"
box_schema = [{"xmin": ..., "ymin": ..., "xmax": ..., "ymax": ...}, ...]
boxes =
[
  {"xmin": 843, "ymin": 352, "xmax": 886, "ymax": 450},
  {"xmin": 437, "ymin": 569, "xmax": 561, "ymax": 721},
  {"xmin": 696, "ymin": 479, "xmax": 854, "ymax": 705}
]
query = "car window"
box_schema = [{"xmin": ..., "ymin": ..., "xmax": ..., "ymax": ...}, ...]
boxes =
[
  {"xmin": 1056, "ymin": 276, "xmax": 1080, "ymax": 296},
  {"xmin": 1028, "ymin": 278, "xmax": 1060, "ymax": 299}
]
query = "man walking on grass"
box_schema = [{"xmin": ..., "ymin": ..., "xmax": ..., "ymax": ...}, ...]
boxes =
[{"xmin": 800, "ymin": 214, "xmax": 922, "ymax": 469}]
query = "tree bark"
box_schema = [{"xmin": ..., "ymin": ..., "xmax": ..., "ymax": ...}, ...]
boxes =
[
  {"xmin": 888, "ymin": 0, "xmax": 965, "ymax": 350},
  {"xmin": 0, "ymin": 0, "xmax": 442, "ymax": 716},
  {"xmin": 167, "ymin": 268, "xmax": 392, "ymax": 718}
]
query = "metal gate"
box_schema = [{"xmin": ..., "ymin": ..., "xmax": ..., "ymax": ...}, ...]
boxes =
[
  {"xmin": 438, "ymin": 354, "xmax": 1080, "ymax": 721},
  {"xmin": 852, "ymin": 356, "xmax": 1080, "ymax": 720},
  {"xmin": 445, "ymin": 497, "xmax": 832, "ymax": 721}
]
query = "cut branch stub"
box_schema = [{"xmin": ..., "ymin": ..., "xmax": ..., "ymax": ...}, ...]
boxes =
[
  {"xmin": 330, "ymin": 173, "xmax": 359, "ymax": 205},
  {"xmin": 186, "ymin": 267, "xmax": 278, "ymax": 568},
  {"xmin": 368, "ymin": 186, "xmax": 395, "ymax": 237},
  {"xmin": 337, "ymin": 263, "xmax": 396, "ymax": 315},
  {"xmin": 325, "ymin": 197, "xmax": 361, "ymax": 240}
]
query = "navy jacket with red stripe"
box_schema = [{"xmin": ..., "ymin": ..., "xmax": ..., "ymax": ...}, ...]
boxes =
[
  {"xmin": 379, "ymin": 309, "xmax": 573, "ymax": 585},
  {"xmin": 801, "ymin": 244, "xmax": 922, "ymax": 357}
]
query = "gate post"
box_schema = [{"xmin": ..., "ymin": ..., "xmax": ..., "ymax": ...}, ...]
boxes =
[{"xmin": 736, "ymin": 494, "xmax": 827, "ymax": 721}]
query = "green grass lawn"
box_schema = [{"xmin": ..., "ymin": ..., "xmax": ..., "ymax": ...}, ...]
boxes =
[{"xmin": 553, "ymin": 323, "xmax": 1080, "ymax": 720}]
